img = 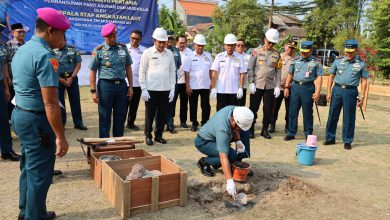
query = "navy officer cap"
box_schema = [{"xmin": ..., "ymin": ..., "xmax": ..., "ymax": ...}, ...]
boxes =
[
  {"xmin": 167, "ymin": 30, "xmax": 175, "ymax": 38},
  {"xmin": 344, "ymin": 39, "xmax": 358, "ymax": 52},
  {"xmin": 300, "ymin": 41, "xmax": 313, "ymax": 52}
]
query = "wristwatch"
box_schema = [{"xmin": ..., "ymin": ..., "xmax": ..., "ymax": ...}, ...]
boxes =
[{"xmin": 90, "ymin": 89, "xmax": 96, "ymax": 94}]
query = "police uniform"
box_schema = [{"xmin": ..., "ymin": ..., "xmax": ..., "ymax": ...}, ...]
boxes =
[
  {"xmin": 55, "ymin": 44, "xmax": 86, "ymax": 128},
  {"xmin": 270, "ymin": 41, "xmax": 297, "ymax": 133},
  {"xmin": 183, "ymin": 50, "xmax": 213, "ymax": 130},
  {"xmin": 325, "ymin": 40, "xmax": 368, "ymax": 148},
  {"xmin": 286, "ymin": 41, "xmax": 323, "ymax": 139},
  {"xmin": 247, "ymin": 46, "xmax": 282, "ymax": 137},
  {"xmin": 125, "ymin": 44, "xmax": 146, "ymax": 129},
  {"xmin": 0, "ymin": 40, "xmax": 17, "ymax": 160},
  {"xmin": 6, "ymin": 37, "xmax": 25, "ymax": 120},
  {"xmin": 139, "ymin": 45, "xmax": 176, "ymax": 142},
  {"xmin": 194, "ymin": 106, "xmax": 250, "ymax": 167},
  {"xmin": 89, "ymin": 42, "xmax": 132, "ymax": 138},
  {"xmin": 211, "ymin": 51, "xmax": 246, "ymax": 111},
  {"xmin": 165, "ymin": 45, "xmax": 182, "ymax": 131}
]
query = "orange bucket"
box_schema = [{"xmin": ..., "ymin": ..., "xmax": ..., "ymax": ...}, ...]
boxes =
[{"xmin": 232, "ymin": 161, "xmax": 251, "ymax": 182}]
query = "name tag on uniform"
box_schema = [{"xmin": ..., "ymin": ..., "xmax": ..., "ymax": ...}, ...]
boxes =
[
  {"xmin": 192, "ymin": 59, "xmax": 198, "ymax": 62},
  {"xmin": 67, "ymin": 51, "xmax": 75, "ymax": 55},
  {"xmin": 220, "ymin": 60, "xmax": 225, "ymax": 63},
  {"xmin": 152, "ymin": 57, "xmax": 158, "ymax": 59},
  {"xmin": 118, "ymin": 50, "xmax": 126, "ymax": 56}
]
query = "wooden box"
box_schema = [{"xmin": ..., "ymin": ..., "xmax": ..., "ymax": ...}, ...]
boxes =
[
  {"xmin": 101, "ymin": 156, "xmax": 187, "ymax": 219},
  {"xmin": 91, "ymin": 149, "xmax": 153, "ymax": 188}
]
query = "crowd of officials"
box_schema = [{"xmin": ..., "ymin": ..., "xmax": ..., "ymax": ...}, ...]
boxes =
[{"xmin": 0, "ymin": 7, "xmax": 368, "ymax": 220}]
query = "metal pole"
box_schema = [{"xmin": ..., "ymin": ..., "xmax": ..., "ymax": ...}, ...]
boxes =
[{"xmin": 323, "ymin": 41, "xmax": 327, "ymax": 66}]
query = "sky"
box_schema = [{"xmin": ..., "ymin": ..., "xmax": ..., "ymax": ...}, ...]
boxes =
[{"xmin": 159, "ymin": 0, "xmax": 306, "ymax": 9}]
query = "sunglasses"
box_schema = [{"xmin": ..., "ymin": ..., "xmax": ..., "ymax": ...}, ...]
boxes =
[{"xmin": 131, "ymin": 37, "xmax": 141, "ymax": 41}]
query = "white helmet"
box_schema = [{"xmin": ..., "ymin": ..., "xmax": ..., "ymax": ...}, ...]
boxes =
[
  {"xmin": 233, "ymin": 107, "xmax": 254, "ymax": 131},
  {"xmin": 224, "ymin": 33, "xmax": 237, "ymax": 44},
  {"xmin": 193, "ymin": 34, "xmax": 207, "ymax": 45},
  {"xmin": 152, "ymin": 27, "xmax": 168, "ymax": 41},
  {"xmin": 265, "ymin": 28, "xmax": 279, "ymax": 43}
]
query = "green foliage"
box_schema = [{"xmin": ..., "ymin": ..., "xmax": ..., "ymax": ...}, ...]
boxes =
[
  {"xmin": 158, "ymin": 5, "xmax": 186, "ymax": 36},
  {"xmin": 268, "ymin": 1, "xmax": 315, "ymax": 16},
  {"xmin": 207, "ymin": 0, "xmax": 267, "ymax": 53},
  {"xmin": 365, "ymin": 0, "xmax": 390, "ymax": 78}
]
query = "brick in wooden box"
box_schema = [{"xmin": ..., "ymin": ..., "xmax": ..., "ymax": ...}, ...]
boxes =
[
  {"xmin": 101, "ymin": 155, "xmax": 187, "ymax": 219},
  {"xmin": 91, "ymin": 149, "xmax": 153, "ymax": 188}
]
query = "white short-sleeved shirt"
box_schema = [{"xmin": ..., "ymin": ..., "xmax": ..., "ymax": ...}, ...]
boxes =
[
  {"xmin": 177, "ymin": 47, "xmax": 192, "ymax": 84},
  {"xmin": 210, "ymin": 51, "xmax": 247, "ymax": 94},
  {"xmin": 126, "ymin": 44, "xmax": 146, "ymax": 87},
  {"xmin": 183, "ymin": 51, "xmax": 213, "ymax": 90}
]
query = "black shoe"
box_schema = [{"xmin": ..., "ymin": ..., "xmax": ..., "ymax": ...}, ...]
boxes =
[
  {"xmin": 191, "ymin": 125, "xmax": 198, "ymax": 132},
  {"xmin": 269, "ymin": 124, "xmax": 276, "ymax": 133},
  {"xmin": 260, "ymin": 129, "xmax": 272, "ymax": 139},
  {"xmin": 344, "ymin": 143, "xmax": 352, "ymax": 150},
  {"xmin": 52, "ymin": 170, "xmax": 62, "ymax": 176},
  {"xmin": 154, "ymin": 137, "xmax": 167, "ymax": 144},
  {"xmin": 323, "ymin": 140, "xmax": 336, "ymax": 145},
  {"xmin": 169, "ymin": 126, "xmax": 177, "ymax": 134},
  {"xmin": 127, "ymin": 124, "xmax": 140, "ymax": 131},
  {"xmin": 74, "ymin": 125, "xmax": 88, "ymax": 130},
  {"xmin": 197, "ymin": 158, "xmax": 214, "ymax": 177},
  {"xmin": 18, "ymin": 211, "xmax": 56, "ymax": 220},
  {"xmin": 180, "ymin": 123, "xmax": 188, "ymax": 128},
  {"xmin": 1, "ymin": 153, "xmax": 20, "ymax": 161},
  {"xmin": 247, "ymin": 169, "xmax": 254, "ymax": 177},
  {"xmin": 250, "ymin": 129, "xmax": 255, "ymax": 139},
  {"xmin": 283, "ymin": 135, "xmax": 295, "ymax": 141},
  {"xmin": 146, "ymin": 137, "xmax": 154, "ymax": 146},
  {"xmin": 10, "ymin": 151, "xmax": 21, "ymax": 159}
]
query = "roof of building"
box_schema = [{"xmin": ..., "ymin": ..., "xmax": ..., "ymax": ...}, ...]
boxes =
[
  {"xmin": 272, "ymin": 14, "xmax": 302, "ymax": 26},
  {"xmin": 280, "ymin": 27, "xmax": 307, "ymax": 38},
  {"xmin": 178, "ymin": 0, "xmax": 217, "ymax": 17},
  {"xmin": 190, "ymin": 22, "xmax": 214, "ymax": 32}
]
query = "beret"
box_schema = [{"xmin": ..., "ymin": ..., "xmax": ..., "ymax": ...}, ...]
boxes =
[
  {"xmin": 37, "ymin": 7, "xmax": 70, "ymax": 31},
  {"xmin": 101, "ymin": 23, "xmax": 117, "ymax": 37}
]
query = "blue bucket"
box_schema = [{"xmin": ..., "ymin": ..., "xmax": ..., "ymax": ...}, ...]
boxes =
[{"xmin": 296, "ymin": 144, "xmax": 317, "ymax": 166}]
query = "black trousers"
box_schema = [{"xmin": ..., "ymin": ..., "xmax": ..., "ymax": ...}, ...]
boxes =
[
  {"xmin": 145, "ymin": 90, "xmax": 169, "ymax": 138},
  {"xmin": 127, "ymin": 87, "xmax": 141, "ymax": 126},
  {"xmin": 239, "ymin": 89, "xmax": 247, "ymax": 106},
  {"xmin": 271, "ymin": 91, "xmax": 290, "ymax": 126},
  {"xmin": 7, "ymin": 85, "xmax": 15, "ymax": 120},
  {"xmin": 217, "ymin": 93, "xmax": 240, "ymax": 111},
  {"xmin": 249, "ymin": 88, "xmax": 274, "ymax": 128},
  {"xmin": 166, "ymin": 83, "xmax": 188, "ymax": 127},
  {"xmin": 189, "ymin": 89, "xmax": 210, "ymax": 126}
]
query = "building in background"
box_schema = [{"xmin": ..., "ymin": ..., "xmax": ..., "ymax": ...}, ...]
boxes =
[
  {"xmin": 176, "ymin": 0, "xmax": 218, "ymax": 26},
  {"xmin": 271, "ymin": 14, "xmax": 306, "ymax": 41}
]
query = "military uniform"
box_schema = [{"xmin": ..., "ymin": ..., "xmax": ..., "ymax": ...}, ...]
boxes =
[
  {"xmin": 89, "ymin": 42, "xmax": 132, "ymax": 138},
  {"xmin": 6, "ymin": 38, "xmax": 25, "ymax": 120},
  {"xmin": 210, "ymin": 51, "xmax": 246, "ymax": 110},
  {"xmin": 286, "ymin": 43, "xmax": 323, "ymax": 139},
  {"xmin": 55, "ymin": 44, "xmax": 85, "ymax": 128},
  {"xmin": 247, "ymin": 46, "xmax": 282, "ymax": 137},
  {"xmin": 325, "ymin": 40, "xmax": 368, "ymax": 147},
  {"xmin": 270, "ymin": 46, "xmax": 296, "ymax": 133},
  {"xmin": 11, "ymin": 35, "xmax": 59, "ymax": 220},
  {"xmin": 165, "ymin": 45, "xmax": 182, "ymax": 131},
  {"xmin": 0, "ymin": 41, "xmax": 16, "ymax": 160}
]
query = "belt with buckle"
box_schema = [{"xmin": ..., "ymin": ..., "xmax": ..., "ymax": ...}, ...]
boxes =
[
  {"xmin": 15, "ymin": 106, "xmax": 46, "ymax": 115},
  {"xmin": 100, "ymin": 78, "xmax": 125, "ymax": 85},
  {"xmin": 294, "ymin": 80, "xmax": 314, "ymax": 85},
  {"xmin": 60, "ymin": 72, "xmax": 72, "ymax": 78},
  {"xmin": 335, "ymin": 83, "xmax": 356, "ymax": 89}
]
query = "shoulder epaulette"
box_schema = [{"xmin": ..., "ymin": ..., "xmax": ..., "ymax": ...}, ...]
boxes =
[
  {"xmin": 118, "ymin": 43, "xmax": 126, "ymax": 47},
  {"xmin": 95, "ymin": 45, "xmax": 104, "ymax": 50}
]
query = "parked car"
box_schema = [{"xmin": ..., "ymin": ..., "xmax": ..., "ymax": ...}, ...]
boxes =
[{"xmin": 316, "ymin": 49, "xmax": 340, "ymax": 67}]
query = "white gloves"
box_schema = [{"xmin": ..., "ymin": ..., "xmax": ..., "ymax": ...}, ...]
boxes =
[
  {"xmin": 249, "ymin": 83, "xmax": 256, "ymax": 94},
  {"xmin": 274, "ymin": 87, "xmax": 281, "ymax": 98},
  {"xmin": 226, "ymin": 179, "xmax": 236, "ymax": 196},
  {"xmin": 141, "ymin": 89, "xmax": 150, "ymax": 101},
  {"xmin": 235, "ymin": 140, "xmax": 245, "ymax": 153},
  {"xmin": 210, "ymin": 88, "xmax": 217, "ymax": 100},
  {"xmin": 236, "ymin": 88, "xmax": 243, "ymax": 99},
  {"xmin": 169, "ymin": 88, "xmax": 175, "ymax": 103}
]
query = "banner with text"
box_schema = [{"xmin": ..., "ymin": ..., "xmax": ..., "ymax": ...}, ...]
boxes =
[{"xmin": 1, "ymin": 0, "xmax": 158, "ymax": 53}]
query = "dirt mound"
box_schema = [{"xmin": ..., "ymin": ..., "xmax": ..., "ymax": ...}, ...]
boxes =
[{"xmin": 188, "ymin": 172, "xmax": 322, "ymax": 216}]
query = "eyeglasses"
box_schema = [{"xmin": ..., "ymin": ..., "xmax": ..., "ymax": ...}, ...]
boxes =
[
  {"xmin": 236, "ymin": 44, "xmax": 245, "ymax": 47},
  {"xmin": 15, "ymin": 30, "xmax": 25, "ymax": 34},
  {"xmin": 131, "ymin": 37, "xmax": 141, "ymax": 41},
  {"xmin": 265, "ymin": 39, "xmax": 275, "ymax": 45}
]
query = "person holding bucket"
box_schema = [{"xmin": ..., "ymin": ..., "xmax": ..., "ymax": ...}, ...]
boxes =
[
  {"xmin": 194, "ymin": 106, "xmax": 254, "ymax": 196},
  {"xmin": 323, "ymin": 39, "xmax": 368, "ymax": 150}
]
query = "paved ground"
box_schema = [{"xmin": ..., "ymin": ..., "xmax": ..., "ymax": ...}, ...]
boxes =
[{"xmin": 1, "ymin": 87, "xmax": 389, "ymax": 220}]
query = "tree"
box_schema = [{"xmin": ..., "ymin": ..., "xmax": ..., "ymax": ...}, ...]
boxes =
[
  {"xmin": 158, "ymin": 5, "xmax": 185, "ymax": 35},
  {"xmin": 207, "ymin": 0, "xmax": 267, "ymax": 53}
]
